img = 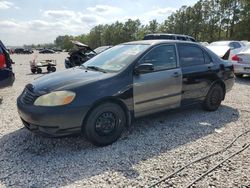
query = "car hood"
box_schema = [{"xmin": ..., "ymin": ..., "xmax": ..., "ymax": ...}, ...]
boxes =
[
  {"xmin": 31, "ymin": 67, "xmax": 112, "ymax": 93},
  {"xmin": 207, "ymin": 46, "xmax": 230, "ymax": 57}
]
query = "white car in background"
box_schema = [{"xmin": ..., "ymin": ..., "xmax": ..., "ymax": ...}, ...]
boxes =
[
  {"xmin": 199, "ymin": 42, "xmax": 209, "ymax": 46},
  {"xmin": 208, "ymin": 41, "xmax": 245, "ymax": 60},
  {"xmin": 232, "ymin": 45, "xmax": 250, "ymax": 78}
]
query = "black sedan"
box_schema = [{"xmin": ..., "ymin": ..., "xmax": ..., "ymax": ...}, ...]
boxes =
[
  {"xmin": 17, "ymin": 40, "xmax": 235, "ymax": 146},
  {"xmin": 39, "ymin": 49, "xmax": 55, "ymax": 54}
]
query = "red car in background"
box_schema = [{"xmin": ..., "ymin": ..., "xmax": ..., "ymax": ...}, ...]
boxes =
[{"xmin": 0, "ymin": 40, "xmax": 15, "ymax": 89}]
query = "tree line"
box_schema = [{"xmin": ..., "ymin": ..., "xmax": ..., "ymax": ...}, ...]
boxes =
[{"xmin": 32, "ymin": 0, "xmax": 250, "ymax": 50}]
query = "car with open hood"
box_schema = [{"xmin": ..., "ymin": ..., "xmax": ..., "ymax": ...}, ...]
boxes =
[
  {"xmin": 207, "ymin": 41, "xmax": 245, "ymax": 60},
  {"xmin": 17, "ymin": 40, "xmax": 235, "ymax": 146},
  {"xmin": 64, "ymin": 41, "xmax": 97, "ymax": 69}
]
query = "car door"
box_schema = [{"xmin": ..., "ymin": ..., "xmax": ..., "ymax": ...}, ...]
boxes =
[
  {"xmin": 177, "ymin": 43, "xmax": 217, "ymax": 105},
  {"xmin": 133, "ymin": 44, "xmax": 182, "ymax": 117}
]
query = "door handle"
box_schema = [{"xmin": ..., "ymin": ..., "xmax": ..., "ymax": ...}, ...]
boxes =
[{"xmin": 172, "ymin": 72, "xmax": 180, "ymax": 77}]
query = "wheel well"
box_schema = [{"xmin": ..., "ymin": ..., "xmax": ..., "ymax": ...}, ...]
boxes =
[{"xmin": 82, "ymin": 98, "xmax": 131, "ymax": 131}]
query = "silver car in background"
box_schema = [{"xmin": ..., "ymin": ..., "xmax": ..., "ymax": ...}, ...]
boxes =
[
  {"xmin": 232, "ymin": 45, "xmax": 250, "ymax": 78},
  {"xmin": 209, "ymin": 41, "xmax": 245, "ymax": 60}
]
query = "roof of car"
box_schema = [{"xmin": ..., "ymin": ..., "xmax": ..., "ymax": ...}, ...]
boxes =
[
  {"xmin": 123, "ymin": 40, "xmax": 196, "ymax": 46},
  {"xmin": 145, "ymin": 33, "xmax": 192, "ymax": 37}
]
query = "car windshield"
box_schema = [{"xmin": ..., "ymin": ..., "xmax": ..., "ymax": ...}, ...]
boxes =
[{"xmin": 82, "ymin": 44, "xmax": 149, "ymax": 72}]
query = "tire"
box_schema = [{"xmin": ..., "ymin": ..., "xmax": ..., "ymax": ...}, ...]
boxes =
[
  {"xmin": 235, "ymin": 74, "xmax": 243, "ymax": 78},
  {"xmin": 202, "ymin": 84, "xmax": 224, "ymax": 111},
  {"xmin": 37, "ymin": 68, "xmax": 42, "ymax": 74},
  {"xmin": 83, "ymin": 103, "xmax": 126, "ymax": 146},
  {"xmin": 47, "ymin": 66, "xmax": 51, "ymax": 72},
  {"xmin": 50, "ymin": 67, "xmax": 56, "ymax": 72},
  {"xmin": 31, "ymin": 69, "xmax": 36, "ymax": 74}
]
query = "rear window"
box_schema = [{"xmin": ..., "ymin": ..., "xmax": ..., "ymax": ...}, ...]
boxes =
[{"xmin": 230, "ymin": 42, "xmax": 241, "ymax": 49}]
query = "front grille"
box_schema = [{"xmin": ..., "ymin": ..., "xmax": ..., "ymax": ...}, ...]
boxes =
[{"xmin": 20, "ymin": 87, "xmax": 38, "ymax": 105}]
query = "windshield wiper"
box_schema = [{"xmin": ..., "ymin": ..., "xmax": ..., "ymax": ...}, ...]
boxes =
[{"xmin": 86, "ymin": 66, "xmax": 107, "ymax": 73}]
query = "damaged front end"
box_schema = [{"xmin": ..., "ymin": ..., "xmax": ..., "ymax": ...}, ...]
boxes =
[{"xmin": 64, "ymin": 41, "xmax": 96, "ymax": 69}]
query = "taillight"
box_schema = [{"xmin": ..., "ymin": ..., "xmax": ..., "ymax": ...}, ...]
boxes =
[
  {"xmin": 0, "ymin": 54, "xmax": 6, "ymax": 69},
  {"xmin": 232, "ymin": 55, "xmax": 242, "ymax": 62}
]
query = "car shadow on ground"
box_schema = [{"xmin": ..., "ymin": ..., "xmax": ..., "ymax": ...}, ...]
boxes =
[{"xmin": 0, "ymin": 105, "xmax": 239, "ymax": 187}]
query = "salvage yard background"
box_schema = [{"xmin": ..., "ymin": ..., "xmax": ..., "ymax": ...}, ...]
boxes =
[{"xmin": 0, "ymin": 53, "xmax": 249, "ymax": 187}]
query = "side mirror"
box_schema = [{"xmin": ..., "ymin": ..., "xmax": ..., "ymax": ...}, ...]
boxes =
[{"xmin": 134, "ymin": 63, "xmax": 154, "ymax": 74}]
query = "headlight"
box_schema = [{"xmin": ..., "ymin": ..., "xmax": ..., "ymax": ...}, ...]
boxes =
[{"xmin": 34, "ymin": 91, "xmax": 76, "ymax": 106}]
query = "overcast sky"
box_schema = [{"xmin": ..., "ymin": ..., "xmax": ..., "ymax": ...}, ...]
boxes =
[{"xmin": 0, "ymin": 0, "xmax": 197, "ymax": 46}]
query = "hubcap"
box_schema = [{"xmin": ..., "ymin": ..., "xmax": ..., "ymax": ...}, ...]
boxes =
[{"xmin": 95, "ymin": 112, "xmax": 117, "ymax": 136}]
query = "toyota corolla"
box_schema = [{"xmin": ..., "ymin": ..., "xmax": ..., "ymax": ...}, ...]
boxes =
[{"xmin": 17, "ymin": 40, "xmax": 235, "ymax": 146}]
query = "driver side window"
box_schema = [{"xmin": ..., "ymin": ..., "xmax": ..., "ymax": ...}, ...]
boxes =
[{"xmin": 139, "ymin": 45, "xmax": 177, "ymax": 72}]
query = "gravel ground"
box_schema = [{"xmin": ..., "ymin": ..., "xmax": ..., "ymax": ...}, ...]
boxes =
[{"xmin": 0, "ymin": 52, "xmax": 249, "ymax": 188}]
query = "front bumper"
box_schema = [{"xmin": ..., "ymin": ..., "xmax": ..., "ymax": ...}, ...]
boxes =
[
  {"xmin": 234, "ymin": 63, "xmax": 250, "ymax": 75},
  {"xmin": 17, "ymin": 97, "xmax": 90, "ymax": 136}
]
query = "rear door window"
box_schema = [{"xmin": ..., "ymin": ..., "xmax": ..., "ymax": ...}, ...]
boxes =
[
  {"xmin": 178, "ymin": 44, "xmax": 205, "ymax": 67},
  {"xmin": 139, "ymin": 45, "xmax": 177, "ymax": 71},
  {"xmin": 204, "ymin": 52, "xmax": 212, "ymax": 64}
]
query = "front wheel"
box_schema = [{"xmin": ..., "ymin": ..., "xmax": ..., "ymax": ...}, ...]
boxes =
[
  {"xmin": 31, "ymin": 68, "xmax": 36, "ymax": 74},
  {"xmin": 50, "ymin": 66, "xmax": 56, "ymax": 72},
  {"xmin": 202, "ymin": 84, "xmax": 224, "ymax": 111},
  {"xmin": 37, "ymin": 68, "xmax": 42, "ymax": 74},
  {"xmin": 83, "ymin": 103, "xmax": 126, "ymax": 146}
]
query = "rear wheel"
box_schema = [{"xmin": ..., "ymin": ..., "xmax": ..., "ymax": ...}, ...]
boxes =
[
  {"xmin": 37, "ymin": 68, "xmax": 42, "ymax": 74},
  {"xmin": 202, "ymin": 84, "xmax": 224, "ymax": 111},
  {"xmin": 31, "ymin": 68, "xmax": 36, "ymax": 74},
  {"xmin": 50, "ymin": 66, "xmax": 56, "ymax": 72},
  {"xmin": 83, "ymin": 103, "xmax": 126, "ymax": 146},
  {"xmin": 47, "ymin": 66, "xmax": 51, "ymax": 72}
]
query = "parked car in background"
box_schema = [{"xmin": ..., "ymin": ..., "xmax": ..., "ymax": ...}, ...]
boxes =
[
  {"xmin": 39, "ymin": 49, "xmax": 55, "ymax": 54},
  {"xmin": 206, "ymin": 45, "xmax": 231, "ymax": 60},
  {"xmin": 0, "ymin": 40, "xmax": 15, "ymax": 88},
  {"xmin": 232, "ymin": 45, "xmax": 250, "ymax": 78},
  {"xmin": 241, "ymin": 40, "xmax": 249, "ymax": 46},
  {"xmin": 17, "ymin": 40, "xmax": 235, "ymax": 146},
  {"xmin": 14, "ymin": 48, "xmax": 33, "ymax": 54},
  {"xmin": 209, "ymin": 41, "xmax": 245, "ymax": 60},
  {"xmin": 143, "ymin": 33, "xmax": 197, "ymax": 42},
  {"xmin": 52, "ymin": 48, "xmax": 62, "ymax": 52},
  {"xmin": 200, "ymin": 42, "xmax": 209, "ymax": 46},
  {"xmin": 64, "ymin": 41, "xmax": 96, "ymax": 68}
]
